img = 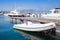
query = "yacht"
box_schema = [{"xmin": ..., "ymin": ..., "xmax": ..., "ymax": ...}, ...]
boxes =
[
  {"xmin": 4, "ymin": 10, "xmax": 20, "ymax": 16},
  {"xmin": 13, "ymin": 21, "xmax": 56, "ymax": 32},
  {"xmin": 42, "ymin": 8, "xmax": 60, "ymax": 19}
]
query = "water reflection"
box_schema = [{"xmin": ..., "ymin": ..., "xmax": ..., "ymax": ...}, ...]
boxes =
[{"xmin": 14, "ymin": 29, "xmax": 56, "ymax": 40}]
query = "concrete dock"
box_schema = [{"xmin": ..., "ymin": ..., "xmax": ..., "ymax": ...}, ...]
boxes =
[{"xmin": 10, "ymin": 17, "xmax": 60, "ymax": 25}]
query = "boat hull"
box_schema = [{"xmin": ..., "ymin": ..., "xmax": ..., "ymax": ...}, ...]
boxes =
[
  {"xmin": 13, "ymin": 26, "xmax": 56, "ymax": 32},
  {"xmin": 14, "ymin": 27, "xmax": 56, "ymax": 35}
]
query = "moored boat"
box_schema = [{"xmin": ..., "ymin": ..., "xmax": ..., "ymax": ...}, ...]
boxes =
[
  {"xmin": 42, "ymin": 8, "xmax": 60, "ymax": 19},
  {"xmin": 4, "ymin": 10, "xmax": 20, "ymax": 16},
  {"xmin": 13, "ymin": 21, "xmax": 56, "ymax": 32}
]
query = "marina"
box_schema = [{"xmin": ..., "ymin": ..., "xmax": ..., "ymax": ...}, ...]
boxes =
[
  {"xmin": 9, "ymin": 8, "xmax": 60, "ymax": 26},
  {"xmin": 0, "ymin": 8, "xmax": 59, "ymax": 40},
  {"xmin": 0, "ymin": 15, "xmax": 60, "ymax": 40},
  {"xmin": 0, "ymin": 0, "xmax": 60, "ymax": 40},
  {"xmin": 4, "ymin": 8, "xmax": 59, "ymax": 35},
  {"xmin": 0, "ymin": 11, "xmax": 60, "ymax": 40}
]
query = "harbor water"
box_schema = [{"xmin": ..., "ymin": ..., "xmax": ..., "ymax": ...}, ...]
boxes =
[{"xmin": 0, "ymin": 15, "xmax": 60, "ymax": 40}]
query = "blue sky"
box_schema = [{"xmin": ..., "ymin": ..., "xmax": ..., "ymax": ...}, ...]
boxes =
[{"xmin": 0, "ymin": 0, "xmax": 60, "ymax": 11}]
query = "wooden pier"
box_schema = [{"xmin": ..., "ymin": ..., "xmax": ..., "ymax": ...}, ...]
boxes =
[{"xmin": 10, "ymin": 17, "xmax": 60, "ymax": 25}]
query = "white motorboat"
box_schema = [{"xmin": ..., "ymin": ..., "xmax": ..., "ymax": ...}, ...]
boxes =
[
  {"xmin": 4, "ymin": 10, "xmax": 20, "ymax": 16},
  {"xmin": 42, "ymin": 8, "xmax": 60, "ymax": 19},
  {"xmin": 13, "ymin": 21, "xmax": 56, "ymax": 32}
]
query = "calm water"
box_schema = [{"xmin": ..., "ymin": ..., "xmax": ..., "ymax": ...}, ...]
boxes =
[
  {"xmin": 0, "ymin": 15, "xmax": 60, "ymax": 40},
  {"xmin": 0, "ymin": 15, "xmax": 28, "ymax": 40}
]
